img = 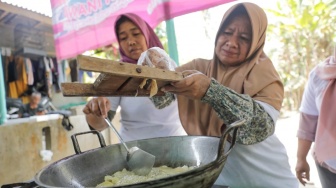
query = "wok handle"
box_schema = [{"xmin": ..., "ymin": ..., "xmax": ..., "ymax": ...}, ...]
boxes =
[
  {"xmin": 71, "ymin": 130, "xmax": 106, "ymax": 154},
  {"xmin": 217, "ymin": 119, "xmax": 246, "ymax": 160}
]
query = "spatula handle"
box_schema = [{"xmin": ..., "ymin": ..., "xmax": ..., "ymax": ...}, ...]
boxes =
[{"xmin": 104, "ymin": 118, "xmax": 130, "ymax": 151}]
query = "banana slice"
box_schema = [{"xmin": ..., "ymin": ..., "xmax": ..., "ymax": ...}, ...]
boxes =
[
  {"xmin": 139, "ymin": 78, "xmax": 148, "ymax": 89},
  {"xmin": 138, "ymin": 78, "xmax": 158, "ymax": 97},
  {"xmin": 149, "ymin": 79, "xmax": 158, "ymax": 97}
]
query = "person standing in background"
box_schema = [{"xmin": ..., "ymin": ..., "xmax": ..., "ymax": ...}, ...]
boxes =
[{"xmin": 296, "ymin": 53, "xmax": 336, "ymax": 187}]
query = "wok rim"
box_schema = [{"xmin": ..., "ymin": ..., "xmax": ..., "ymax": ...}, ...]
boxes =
[{"xmin": 34, "ymin": 135, "xmax": 228, "ymax": 187}]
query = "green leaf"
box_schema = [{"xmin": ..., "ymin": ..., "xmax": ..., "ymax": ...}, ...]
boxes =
[
  {"xmin": 314, "ymin": 2, "xmax": 326, "ymax": 12},
  {"xmin": 298, "ymin": 8, "xmax": 311, "ymax": 28},
  {"xmin": 267, "ymin": 9, "xmax": 288, "ymax": 17},
  {"xmin": 265, "ymin": 0, "xmax": 336, "ymax": 110}
]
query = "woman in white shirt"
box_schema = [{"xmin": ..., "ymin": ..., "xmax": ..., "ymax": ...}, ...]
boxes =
[{"xmin": 83, "ymin": 13, "xmax": 186, "ymax": 141}]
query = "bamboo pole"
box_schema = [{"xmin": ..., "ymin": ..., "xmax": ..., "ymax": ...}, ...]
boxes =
[
  {"xmin": 0, "ymin": 49, "xmax": 7, "ymax": 125},
  {"xmin": 166, "ymin": 19, "xmax": 179, "ymax": 66}
]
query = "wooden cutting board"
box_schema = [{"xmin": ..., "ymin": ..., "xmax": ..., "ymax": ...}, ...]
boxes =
[{"xmin": 61, "ymin": 55, "xmax": 183, "ymax": 97}]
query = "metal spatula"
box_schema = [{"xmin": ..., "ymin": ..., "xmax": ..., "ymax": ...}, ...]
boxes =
[{"xmin": 104, "ymin": 118, "xmax": 155, "ymax": 176}]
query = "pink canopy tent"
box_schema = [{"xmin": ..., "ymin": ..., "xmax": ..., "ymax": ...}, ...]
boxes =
[{"xmin": 50, "ymin": 0, "xmax": 235, "ymax": 60}]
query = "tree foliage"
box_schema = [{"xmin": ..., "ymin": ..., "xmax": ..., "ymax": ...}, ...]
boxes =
[
  {"xmin": 266, "ymin": 0, "xmax": 336, "ymax": 111},
  {"xmin": 155, "ymin": 22, "xmax": 168, "ymax": 51}
]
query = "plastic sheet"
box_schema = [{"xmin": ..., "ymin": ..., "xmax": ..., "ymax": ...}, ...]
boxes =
[{"xmin": 137, "ymin": 47, "xmax": 176, "ymax": 71}]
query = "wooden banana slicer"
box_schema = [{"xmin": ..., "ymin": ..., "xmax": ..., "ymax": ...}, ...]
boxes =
[{"xmin": 61, "ymin": 55, "xmax": 183, "ymax": 97}]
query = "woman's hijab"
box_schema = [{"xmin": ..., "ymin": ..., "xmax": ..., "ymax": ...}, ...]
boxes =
[
  {"xmin": 114, "ymin": 13, "xmax": 163, "ymax": 64},
  {"xmin": 176, "ymin": 2, "xmax": 284, "ymax": 136}
]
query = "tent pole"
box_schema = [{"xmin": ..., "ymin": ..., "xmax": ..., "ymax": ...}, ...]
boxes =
[
  {"xmin": 165, "ymin": 19, "xmax": 179, "ymax": 66},
  {"xmin": 0, "ymin": 49, "xmax": 7, "ymax": 125}
]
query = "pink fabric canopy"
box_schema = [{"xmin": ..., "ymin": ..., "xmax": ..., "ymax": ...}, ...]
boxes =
[{"xmin": 51, "ymin": 0, "xmax": 235, "ymax": 60}]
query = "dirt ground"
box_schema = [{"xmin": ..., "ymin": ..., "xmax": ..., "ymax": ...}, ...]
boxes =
[{"xmin": 276, "ymin": 112, "xmax": 321, "ymax": 188}]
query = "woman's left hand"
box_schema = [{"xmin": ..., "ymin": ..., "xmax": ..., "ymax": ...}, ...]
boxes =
[{"xmin": 162, "ymin": 70, "xmax": 211, "ymax": 100}]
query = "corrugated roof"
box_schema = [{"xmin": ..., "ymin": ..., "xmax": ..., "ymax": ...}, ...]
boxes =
[
  {"xmin": 0, "ymin": 0, "xmax": 55, "ymax": 56},
  {"xmin": 0, "ymin": 0, "xmax": 52, "ymax": 17}
]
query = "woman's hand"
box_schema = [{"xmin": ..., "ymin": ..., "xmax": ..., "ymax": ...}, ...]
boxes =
[
  {"xmin": 295, "ymin": 158, "xmax": 310, "ymax": 186},
  {"xmin": 162, "ymin": 70, "xmax": 211, "ymax": 100},
  {"xmin": 83, "ymin": 97, "xmax": 111, "ymax": 118}
]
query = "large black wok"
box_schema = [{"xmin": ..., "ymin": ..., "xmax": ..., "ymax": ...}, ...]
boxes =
[{"xmin": 34, "ymin": 120, "xmax": 244, "ymax": 187}]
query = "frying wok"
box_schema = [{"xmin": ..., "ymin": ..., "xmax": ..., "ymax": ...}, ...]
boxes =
[{"xmin": 34, "ymin": 120, "xmax": 244, "ymax": 187}]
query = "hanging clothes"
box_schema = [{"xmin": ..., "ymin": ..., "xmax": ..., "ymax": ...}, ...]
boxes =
[
  {"xmin": 31, "ymin": 58, "xmax": 48, "ymax": 97},
  {"xmin": 44, "ymin": 57, "xmax": 53, "ymax": 98},
  {"xmin": 57, "ymin": 60, "xmax": 65, "ymax": 84},
  {"xmin": 25, "ymin": 58, "xmax": 34, "ymax": 86},
  {"xmin": 32, "ymin": 58, "xmax": 45, "ymax": 84},
  {"xmin": 1, "ymin": 48, "xmax": 5, "ymax": 56},
  {"xmin": 7, "ymin": 55, "xmax": 19, "ymax": 99},
  {"xmin": 68, "ymin": 59, "xmax": 78, "ymax": 82},
  {"xmin": 49, "ymin": 57, "xmax": 54, "ymax": 70},
  {"xmin": 44, "ymin": 57, "xmax": 53, "ymax": 85},
  {"xmin": 8, "ymin": 56, "xmax": 29, "ymax": 103},
  {"xmin": 1, "ymin": 55, "xmax": 8, "ymax": 96},
  {"xmin": 51, "ymin": 57, "xmax": 61, "ymax": 92},
  {"xmin": 1, "ymin": 47, "xmax": 11, "ymax": 56},
  {"xmin": 7, "ymin": 55, "xmax": 18, "ymax": 82},
  {"xmin": 64, "ymin": 60, "xmax": 70, "ymax": 81},
  {"xmin": 5, "ymin": 48, "xmax": 11, "ymax": 56}
]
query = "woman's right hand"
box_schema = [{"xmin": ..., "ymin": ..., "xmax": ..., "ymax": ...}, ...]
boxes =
[
  {"xmin": 295, "ymin": 158, "xmax": 310, "ymax": 185},
  {"xmin": 83, "ymin": 97, "xmax": 111, "ymax": 118}
]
